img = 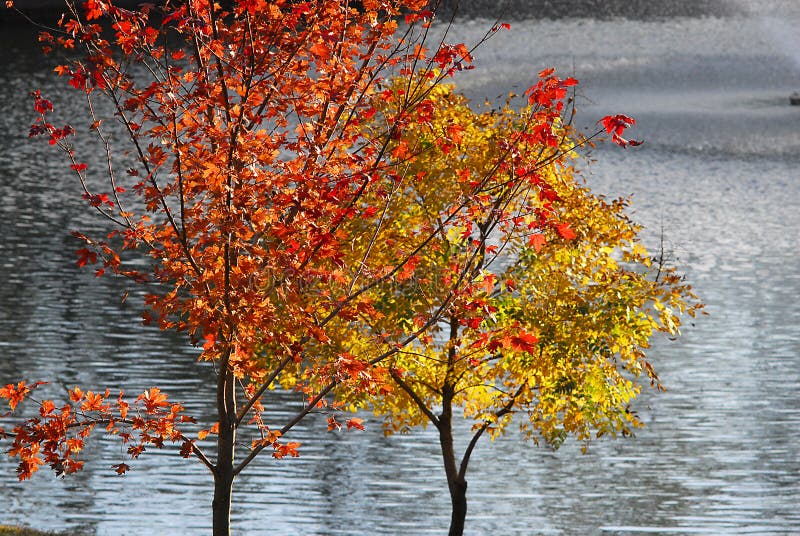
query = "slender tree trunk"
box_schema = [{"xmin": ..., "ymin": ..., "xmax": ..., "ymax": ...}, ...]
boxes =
[
  {"xmin": 213, "ymin": 362, "xmax": 236, "ymax": 536},
  {"xmin": 439, "ymin": 384, "xmax": 469, "ymax": 536},
  {"xmin": 447, "ymin": 473, "xmax": 468, "ymax": 536},
  {"xmin": 212, "ymin": 417, "xmax": 235, "ymax": 536},
  {"xmin": 212, "ymin": 464, "xmax": 234, "ymax": 536}
]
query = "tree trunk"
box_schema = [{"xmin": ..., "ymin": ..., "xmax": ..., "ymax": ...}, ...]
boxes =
[
  {"xmin": 212, "ymin": 465, "xmax": 234, "ymax": 536},
  {"xmin": 211, "ymin": 416, "xmax": 235, "ymax": 536},
  {"xmin": 447, "ymin": 476, "xmax": 468, "ymax": 536},
  {"xmin": 212, "ymin": 418, "xmax": 235, "ymax": 536},
  {"xmin": 213, "ymin": 366, "xmax": 236, "ymax": 536},
  {"xmin": 439, "ymin": 384, "xmax": 469, "ymax": 536}
]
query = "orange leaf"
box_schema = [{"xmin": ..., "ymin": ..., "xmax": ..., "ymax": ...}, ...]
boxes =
[
  {"xmin": 327, "ymin": 416, "xmax": 342, "ymax": 431},
  {"xmin": 447, "ymin": 123, "xmax": 465, "ymax": 144},
  {"xmin": 40, "ymin": 399, "xmax": 55, "ymax": 415},
  {"xmin": 309, "ymin": 41, "xmax": 330, "ymax": 60},
  {"xmin": 70, "ymin": 386, "xmax": 84, "ymax": 402},
  {"xmin": 138, "ymin": 387, "xmax": 169, "ymax": 413},
  {"xmin": 0, "ymin": 382, "xmax": 29, "ymax": 411},
  {"xmin": 346, "ymin": 418, "xmax": 365, "ymax": 431},
  {"xmin": 81, "ymin": 390, "xmax": 107, "ymax": 412},
  {"xmin": 528, "ymin": 233, "xmax": 546, "ymax": 252},
  {"xmin": 273, "ymin": 441, "xmax": 301, "ymax": 459},
  {"xmin": 397, "ymin": 255, "xmax": 419, "ymax": 282},
  {"xmin": 555, "ymin": 223, "xmax": 576, "ymax": 240}
]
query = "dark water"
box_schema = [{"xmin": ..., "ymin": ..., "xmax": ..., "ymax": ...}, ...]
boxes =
[
  {"xmin": 438, "ymin": 0, "xmax": 736, "ymax": 19},
  {"xmin": 2, "ymin": 2, "xmax": 800, "ymax": 534}
]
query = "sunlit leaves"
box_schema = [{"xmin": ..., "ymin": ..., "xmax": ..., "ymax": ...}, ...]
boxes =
[
  {"xmin": 0, "ymin": 384, "xmax": 189, "ymax": 480},
  {"xmin": 599, "ymin": 114, "xmax": 643, "ymax": 148},
  {"xmin": 346, "ymin": 417, "xmax": 365, "ymax": 431},
  {"xmin": 0, "ymin": 382, "xmax": 34, "ymax": 411},
  {"xmin": 359, "ymin": 72, "xmax": 701, "ymax": 457}
]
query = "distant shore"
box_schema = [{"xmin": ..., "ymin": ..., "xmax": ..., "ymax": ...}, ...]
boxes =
[
  {"xmin": 3, "ymin": 0, "xmax": 737, "ymax": 22},
  {"xmin": 1, "ymin": 0, "xmax": 140, "ymax": 23}
]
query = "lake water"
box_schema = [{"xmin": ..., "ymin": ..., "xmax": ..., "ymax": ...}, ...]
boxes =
[{"xmin": 1, "ymin": 2, "xmax": 799, "ymax": 535}]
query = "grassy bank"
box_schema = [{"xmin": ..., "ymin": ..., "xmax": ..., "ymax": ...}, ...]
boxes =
[{"xmin": 0, "ymin": 526, "xmax": 79, "ymax": 536}]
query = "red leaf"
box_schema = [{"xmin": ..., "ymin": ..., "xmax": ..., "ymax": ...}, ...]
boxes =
[
  {"xmin": 599, "ymin": 114, "xmax": 636, "ymax": 136},
  {"xmin": 528, "ymin": 233, "xmax": 546, "ymax": 252},
  {"xmin": 346, "ymin": 417, "xmax": 365, "ymax": 431},
  {"xmin": 33, "ymin": 97, "xmax": 53, "ymax": 115},
  {"xmin": 555, "ymin": 223, "xmax": 576, "ymax": 240},
  {"xmin": 113, "ymin": 462, "xmax": 130, "ymax": 475},
  {"xmin": 509, "ymin": 332, "xmax": 539, "ymax": 353},
  {"xmin": 397, "ymin": 255, "xmax": 419, "ymax": 282},
  {"xmin": 84, "ymin": 0, "xmax": 105, "ymax": 21},
  {"xmin": 464, "ymin": 317, "xmax": 482, "ymax": 329},
  {"xmin": 76, "ymin": 248, "xmax": 97, "ymax": 268},
  {"xmin": 180, "ymin": 440, "xmax": 194, "ymax": 458},
  {"xmin": 82, "ymin": 192, "xmax": 114, "ymax": 207}
]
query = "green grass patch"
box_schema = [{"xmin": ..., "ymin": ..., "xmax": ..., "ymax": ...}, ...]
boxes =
[{"xmin": 0, "ymin": 526, "xmax": 78, "ymax": 536}]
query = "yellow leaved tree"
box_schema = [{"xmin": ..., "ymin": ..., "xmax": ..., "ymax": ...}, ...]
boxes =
[{"xmin": 341, "ymin": 76, "xmax": 702, "ymax": 536}]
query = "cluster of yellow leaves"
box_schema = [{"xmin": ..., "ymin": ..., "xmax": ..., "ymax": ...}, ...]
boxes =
[{"xmin": 349, "ymin": 75, "xmax": 702, "ymax": 449}]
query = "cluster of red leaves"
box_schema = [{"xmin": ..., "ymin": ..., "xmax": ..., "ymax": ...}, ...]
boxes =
[
  {"xmin": 28, "ymin": 91, "xmax": 74, "ymax": 146},
  {"xmin": 7, "ymin": 0, "xmax": 475, "ymax": 478},
  {"xmin": 327, "ymin": 415, "xmax": 365, "ymax": 432},
  {"xmin": 247, "ymin": 429, "xmax": 301, "ymax": 459},
  {"xmin": 525, "ymin": 68, "xmax": 578, "ymax": 114},
  {"xmin": 0, "ymin": 382, "xmax": 193, "ymax": 480},
  {"xmin": 469, "ymin": 329, "xmax": 539, "ymax": 355},
  {"xmin": 599, "ymin": 114, "xmax": 643, "ymax": 148}
]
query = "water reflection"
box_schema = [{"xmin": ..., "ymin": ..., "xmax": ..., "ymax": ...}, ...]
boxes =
[{"xmin": 1, "ymin": 4, "xmax": 800, "ymax": 536}]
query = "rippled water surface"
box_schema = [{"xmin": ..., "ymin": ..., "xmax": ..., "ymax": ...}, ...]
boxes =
[{"xmin": 1, "ymin": 2, "xmax": 799, "ymax": 535}]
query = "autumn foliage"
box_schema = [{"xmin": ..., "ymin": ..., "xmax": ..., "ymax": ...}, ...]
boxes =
[
  {"xmin": 343, "ymin": 76, "xmax": 698, "ymax": 535},
  {"xmin": 0, "ymin": 1, "xmax": 693, "ymax": 535}
]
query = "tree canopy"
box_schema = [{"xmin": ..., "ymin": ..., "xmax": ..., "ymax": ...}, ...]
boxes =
[{"xmin": 0, "ymin": 1, "xmax": 698, "ymax": 535}]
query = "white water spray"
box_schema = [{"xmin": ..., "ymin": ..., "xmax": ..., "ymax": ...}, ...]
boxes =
[{"xmin": 727, "ymin": 0, "xmax": 800, "ymax": 69}]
